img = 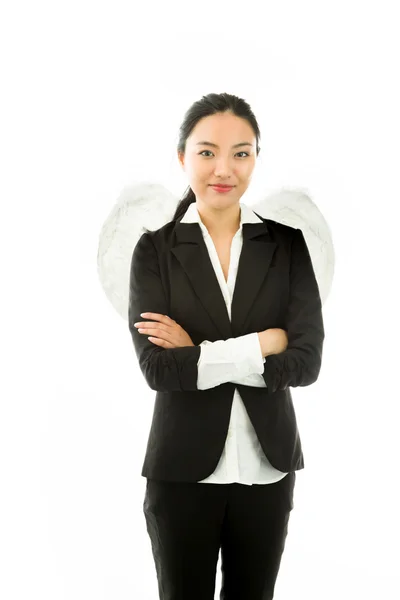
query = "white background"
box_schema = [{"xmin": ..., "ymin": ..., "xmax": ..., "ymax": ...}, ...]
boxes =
[{"xmin": 1, "ymin": 1, "xmax": 399, "ymax": 598}]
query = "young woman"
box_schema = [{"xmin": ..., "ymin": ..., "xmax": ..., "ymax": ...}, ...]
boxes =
[{"xmin": 128, "ymin": 92, "xmax": 325, "ymax": 600}]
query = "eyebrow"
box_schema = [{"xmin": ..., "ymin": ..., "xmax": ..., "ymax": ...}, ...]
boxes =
[{"xmin": 195, "ymin": 141, "xmax": 254, "ymax": 148}]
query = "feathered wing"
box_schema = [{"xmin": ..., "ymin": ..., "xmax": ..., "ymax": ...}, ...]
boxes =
[
  {"xmin": 97, "ymin": 182, "xmax": 179, "ymax": 320},
  {"xmin": 252, "ymin": 187, "xmax": 335, "ymax": 306},
  {"xmin": 97, "ymin": 182, "xmax": 335, "ymax": 319}
]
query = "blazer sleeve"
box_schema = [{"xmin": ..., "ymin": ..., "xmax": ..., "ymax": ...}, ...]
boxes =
[
  {"xmin": 128, "ymin": 232, "xmax": 201, "ymax": 392},
  {"xmin": 262, "ymin": 227, "xmax": 325, "ymax": 393}
]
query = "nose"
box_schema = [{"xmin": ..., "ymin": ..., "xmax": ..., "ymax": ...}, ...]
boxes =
[{"xmin": 213, "ymin": 159, "xmax": 234, "ymax": 177}]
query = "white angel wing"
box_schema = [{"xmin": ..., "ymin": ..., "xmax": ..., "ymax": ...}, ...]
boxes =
[
  {"xmin": 252, "ymin": 187, "xmax": 335, "ymax": 306},
  {"xmin": 97, "ymin": 182, "xmax": 179, "ymax": 320},
  {"xmin": 97, "ymin": 182, "xmax": 334, "ymax": 320}
]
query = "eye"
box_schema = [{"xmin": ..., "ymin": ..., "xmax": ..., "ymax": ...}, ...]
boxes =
[{"xmin": 199, "ymin": 150, "xmax": 249, "ymax": 158}]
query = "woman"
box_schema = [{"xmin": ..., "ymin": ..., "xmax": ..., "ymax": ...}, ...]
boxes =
[{"xmin": 128, "ymin": 92, "xmax": 325, "ymax": 600}]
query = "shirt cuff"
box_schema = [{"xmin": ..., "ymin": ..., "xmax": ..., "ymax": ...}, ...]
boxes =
[{"xmin": 196, "ymin": 332, "xmax": 265, "ymax": 389}]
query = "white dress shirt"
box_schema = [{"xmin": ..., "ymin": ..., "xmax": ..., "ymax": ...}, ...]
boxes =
[{"xmin": 179, "ymin": 201, "xmax": 288, "ymax": 486}]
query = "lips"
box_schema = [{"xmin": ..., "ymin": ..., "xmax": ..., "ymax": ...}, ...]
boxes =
[{"xmin": 210, "ymin": 184, "xmax": 233, "ymax": 188}]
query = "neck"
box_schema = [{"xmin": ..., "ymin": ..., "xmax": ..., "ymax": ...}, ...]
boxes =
[{"xmin": 195, "ymin": 201, "xmax": 241, "ymax": 239}]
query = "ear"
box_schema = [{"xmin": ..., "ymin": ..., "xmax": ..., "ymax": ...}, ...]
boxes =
[{"xmin": 177, "ymin": 151, "xmax": 185, "ymax": 169}]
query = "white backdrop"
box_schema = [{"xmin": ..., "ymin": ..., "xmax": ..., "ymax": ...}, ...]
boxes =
[{"xmin": 1, "ymin": 1, "xmax": 399, "ymax": 599}]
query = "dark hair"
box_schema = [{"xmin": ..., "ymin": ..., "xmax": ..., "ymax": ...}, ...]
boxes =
[{"xmin": 143, "ymin": 92, "xmax": 261, "ymax": 233}]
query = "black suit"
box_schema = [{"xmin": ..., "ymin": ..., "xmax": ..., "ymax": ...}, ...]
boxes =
[{"xmin": 128, "ymin": 211, "xmax": 325, "ymax": 482}]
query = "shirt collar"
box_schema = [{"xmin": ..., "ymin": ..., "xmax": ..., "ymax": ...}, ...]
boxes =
[{"xmin": 180, "ymin": 201, "xmax": 263, "ymax": 238}]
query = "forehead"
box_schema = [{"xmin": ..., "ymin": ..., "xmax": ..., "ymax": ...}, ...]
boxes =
[{"xmin": 189, "ymin": 112, "xmax": 255, "ymax": 141}]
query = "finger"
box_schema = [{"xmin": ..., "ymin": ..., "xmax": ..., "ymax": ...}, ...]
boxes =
[
  {"xmin": 148, "ymin": 336, "xmax": 173, "ymax": 348},
  {"xmin": 136, "ymin": 322, "xmax": 164, "ymax": 329},
  {"xmin": 138, "ymin": 326, "xmax": 169, "ymax": 337},
  {"xmin": 141, "ymin": 313, "xmax": 172, "ymax": 322},
  {"xmin": 140, "ymin": 327, "xmax": 173, "ymax": 344},
  {"xmin": 145, "ymin": 320, "xmax": 171, "ymax": 329},
  {"xmin": 136, "ymin": 320, "xmax": 171, "ymax": 331}
]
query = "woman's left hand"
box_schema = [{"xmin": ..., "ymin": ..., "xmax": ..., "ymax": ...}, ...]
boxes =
[{"xmin": 133, "ymin": 313, "xmax": 195, "ymax": 348}]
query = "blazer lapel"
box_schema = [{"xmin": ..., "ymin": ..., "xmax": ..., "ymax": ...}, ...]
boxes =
[{"xmin": 171, "ymin": 218, "xmax": 277, "ymax": 339}]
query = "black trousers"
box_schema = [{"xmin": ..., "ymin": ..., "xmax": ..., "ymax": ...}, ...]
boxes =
[{"xmin": 143, "ymin": 471, "xmax": 296, "ymax": 600}]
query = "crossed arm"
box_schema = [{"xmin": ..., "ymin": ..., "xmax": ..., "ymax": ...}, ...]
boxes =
[{"xmin": 129, "ymin": 229, "xmax": 324, "ymax": 393}]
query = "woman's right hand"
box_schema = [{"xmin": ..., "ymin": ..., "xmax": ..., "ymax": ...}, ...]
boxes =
[{"xmin": 257, "ymin": 328, "xmax": 289, "ymax": 358}]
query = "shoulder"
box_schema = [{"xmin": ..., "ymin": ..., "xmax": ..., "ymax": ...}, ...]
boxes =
[
  {"xmin": 253, "ymin": 212, "xmax": 298, "ymax": 242},
  {"xmin": 141, "ymin": 219, "xmax": 176, "ymax": 243},
  {"xmin": 136, "ymin": 220, "xmax": 177, "ymax": 260},
  {"xmin": 143, "ymin": 214, "xmax": 300, "ymax": 248}
]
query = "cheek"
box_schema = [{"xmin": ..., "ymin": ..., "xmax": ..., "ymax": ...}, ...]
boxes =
[{"xmin": 190, "ymin": 163, "xmax": 208, "ymax": 180}]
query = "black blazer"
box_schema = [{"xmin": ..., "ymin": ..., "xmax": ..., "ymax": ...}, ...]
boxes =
[{"xmin": 128, "ymin": 210, "xmax": 325, "ymax": 482}]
